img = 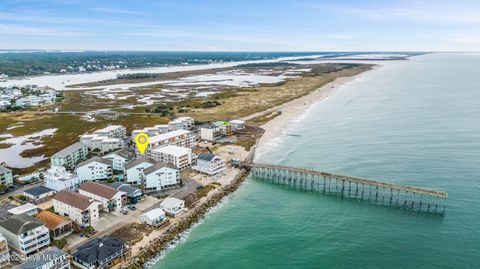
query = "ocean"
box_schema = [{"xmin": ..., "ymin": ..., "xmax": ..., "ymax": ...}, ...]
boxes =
[{"xmin": 150, "ymin": 53, "xmax": 480, "ymax": 268}]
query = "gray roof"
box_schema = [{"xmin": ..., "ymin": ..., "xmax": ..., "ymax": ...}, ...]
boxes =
[
  {"xmin": 111, "ymin": 183, "xmax": 142, "ymax": 196},
  {"xmin": 0, "ymin": 166, "xmax": 12, "ymax": 174},
  {"xmin": 142, "ymin": 162, "xmax": 177, "ymax": 176},
  {"xmin": 109, "ymin": 149, "xmax": 132, "ymax": 159},
  {"xmin": 13, "ymin": 247, "xmax": 66, "ymax": 269},
  {"xmin": 0, "ymin": 214, "xmax": 45, "ymax": 235},
  {"xmin": 51, "ymin": 142, "xmax": 87, "ymax": 158},
  {"xmin": 124, "ymin": 157, "xmax": 154, "ymax": 170},
  {"xmin": 24, "ymin": 186, "xmax": 54, "ymax": 197},
  {"xmin": 76, "ymin": 157, "xmax": 112, "ymax": 168},
  {"xmin": 73, "ymin": 236, "xmax": 125, "ymax": 265},
  {"xmin": 198, "ymin": 153, "xmax": 216, "ymax": 161}
]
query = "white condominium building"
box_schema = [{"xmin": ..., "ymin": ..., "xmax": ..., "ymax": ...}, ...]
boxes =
[
  {"xmin": 152, "ymin": 145, "xmax": 192, "ymax": 170},
  {"xmin": 142, "ymin": 162, "xmax": 180, "ymax": 191},
  {"xmin": 0, "ymin": 215, "xmax": 50, "ymax": 257},
  {"xmin": 93, "ymin": 125, "xmax": 126, "ymax": 138},
  {"xmin": 140, "ymin": 129, "xmax": 196, "ymax": 158},
  {"xmin": 75, "ymin": 157, "xmax": 113, "ymax": 182},
  {"xmin": 44, "ymin": 165, "xmax": 80, "ymax": 192},
  {"xmin": 80, "ymin": 135, "xmax": 124, "ymax": 154}
]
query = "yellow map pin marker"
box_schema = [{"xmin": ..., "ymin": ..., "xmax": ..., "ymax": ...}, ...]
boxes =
[{"xmin": 135, "ymin": 133, "xmax": 149, "ymax": 155}]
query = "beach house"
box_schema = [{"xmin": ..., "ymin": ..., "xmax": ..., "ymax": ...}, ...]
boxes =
[
  {"xmin": 160, "ymin": 198, "xmax": 186, "ymax": 217},
  {"xmin": 200, "ymin": 125, "xmax": 224, "ymax": 141},
  {"xmin": 35, "ymin": 211, "xmax": 73, "ymax": 240},
  {"xmin": 192, "ymin": 153, "xmax": 227, "ymax": 176},
  {"xmin": 140, "ymin": 208, "xmax": 166, "ymax": 226},
  {"xmin": 124, "ymin": 158, "xmax": 155, "ymax": 185},
  {"xmin": 72, "ymin": 236, "xmax": 126, "ymax": 269},
  {"xmin": 23, "ymin": 186, "xmax": 55, "ymax": 204},
  {"xmin": 44, "ymin": 165, "xmax": 80, "ymax": 192},
  {"xmin": 142, "ymin": 162, "xmax": 180, "ymax": 191},
  {"xmin": 78, "ymin": 182, "xmax": 126, "ymax": 212},
  {"xmin": 0, "ymin": 214, "xmax": 50, "ymax": 257},
  {"xmin": 52, "ymin": 191, "xmax": 101, "ymax": 226}
]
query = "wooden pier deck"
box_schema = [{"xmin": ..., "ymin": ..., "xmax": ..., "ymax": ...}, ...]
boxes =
[{"xmin": 242, "ymin": 162, "xmax": 448, "ymax": 214}]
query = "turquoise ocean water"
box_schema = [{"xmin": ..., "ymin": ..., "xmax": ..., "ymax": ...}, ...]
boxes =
[{"xmin": 151, "ymin": 53, "xmax": 480, "ymax": 268}]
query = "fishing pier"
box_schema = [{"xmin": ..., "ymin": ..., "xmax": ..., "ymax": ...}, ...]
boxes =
[{"xmin": 242, "ymin": 163, "xmax": 448, "ymax": 215}]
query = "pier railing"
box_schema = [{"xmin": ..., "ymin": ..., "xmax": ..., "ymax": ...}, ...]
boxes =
[{"xmin": 242, "ymin": 163, "xmax": 448, "ymax": 215}]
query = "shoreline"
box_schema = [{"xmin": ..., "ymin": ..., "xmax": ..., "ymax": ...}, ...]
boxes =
[{"xmin": 119, "ymin": 65, "xmax": 379, "ymax": 269}]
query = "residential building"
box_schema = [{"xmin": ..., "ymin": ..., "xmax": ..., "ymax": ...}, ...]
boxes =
[
  {"xmin": 160, "ymin": 198, "xmax": 186, "ymax": 216},
  {"xmin": 79, "ymin": 135, "xmax": 124, "ymax": 154},
  {"xmin": 36, "ymin": 211, "xmax": 73, "ymax": 240},
  {"xmin": 111, "ymin": 183, "xmax": 143, "ymax": 204},
  {"xmin": 51, "ymin": 142, "xmax": 89, "ymax": 169},
  {"xmin": 72, "ymin": 236, "xmax": 126, "ymax": 269},
  {"xmin": 192, "ymin": 153, "xmax": 227, "ymax": 176},
  {"xmin": 92, "ymin": 125, "xmax": 126, "ymax": 138},
  {"xmin": 142, "ymin": 163, "xmax": 180, "ymax": 191},
  {"xmin": 152, "ymin": 145, "xmax": 192, "ymax": 170},
  {"xmin": 0, "ymin": 166, "xmax": 13, "ymax": 187},
  {"xmin": 200, "ymin": 125, "xmax": 224, "ymax": 141},
  {"xmin": 75, "ymin": 157, "xmax": 113, "ymax": 182},
  {"xmin": 13, "ymin": 247, "xmax": 70, "ymax": 269},
  {"xmin": 0, "ymin": 214, "xmax": 50, "ymax": 256},
  {"xmin": 213, "ymin": 121, "xmax": 233, "ymax": 135},
  {"xmin": 124, "ymin": 158, "xmax": 154, "ymax": 185},
  {"xmin": 44, "ymin": 165, "xmax": 80, "ymax": 192},
  {"xmin": 140, "ymin": 208, "xmax": 165, "ymax": 226},
  {"xmin": 142, "ymin": 129, "xmax": 196, "ymax": 157},
  {"xmin": 131, "ymin": 125, "xmax": 170, "ymax": 141},
  {"xmin": 23, "ymin": 186, "xmax": 55, "ymax": 204},
  {"xmin": 0, "ymin": 233, "xmax": 9, "ymax": 267},
  {"xmin": 102, "ymin": 149, "xmax": 132, "ymax": 172},
  {"xmin": 52, "ymin": 191, "xmax": 101, "ymax": 226},
  {"xmin": 78, "ymin": 182, "xmax": 126, "ymax": 212},
  {"xmin": 168, "ymin": 116, "xmax": 194, "ymax": 130},
  {"xmin": 8, "ymin": 203, "xmax": 38, "ymax": 216},
  {"xmin": 230, "ymin": 119, "xmax": 246, "ymax": 130}
]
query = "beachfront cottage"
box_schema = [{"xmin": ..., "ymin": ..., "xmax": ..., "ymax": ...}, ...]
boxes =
[
  {"xmin": 72, "ymin": 236, "xmax": 126, "ymax": 269},
  {"xmin": 51, "ymin": 142, "xmax": 89, "ymax": 169},
  {"xmin": 7, "ymin": 203, "xmax": 38, "ymax": 216},
  {"xmin": 124, "ymin": 158, "xmax": 155, "ymax": 185},
  {"xmin": 140, "ymin": 208, "xmax": 166, "ymax": 226},
  {"xmin": 160, "ymin": 197, "xmax": 186, "ymax": 217},
  {"xmin": 44, "ymin": 165, "xmax": 80, "ymax": 192},
  {"xmin": 192, "ymin": 153, "xmax": 227, "ymax": 176},
  {"xmin": 200, "ymin": 125, "xmax": 224, "ymax": 141},
  {"xmin": 102, "ymin": 149, "xmax": 132, "ymax": 172},
  {"xmin": 78, "ymin": 182, "xmax": 126, "ymax": 212},
  {"xmin": 0, "ymin": 166, "xmax": 13, "ymax": 187},
  {"xmin": 23, "ymin": 186, "xmax": 55, "ymax": 204},
  {"xmin": 111, "ymin": 183, "xmax": 143, "ymax": 204},
  {"xmin": 52, "ymin": 191, "xmax": 101, "ymax": 226},
  {"xmin": 152, "ymin": 145, "xmax": 193, "ymax": 170},
  {"xmin": 75, "ymin": 157, "xmax": 113, "ymax": 182},
  {"xmin": 142, "ymin": 163, "xmax": 180, "ymax": 191},
  {"xmin": 36, "ymin": 211, "xmax": 73, "ymax": 240},
  {"xmin": 0, "ymin": 214, "xmax": 50, "ymax": 257},
  {"xmin": 13, "ymin": 247, "xmax": 70, "ymax": 269},
  {"xmin": 0, "ymin": 233, "xmax": 10, "ymax": 266}
]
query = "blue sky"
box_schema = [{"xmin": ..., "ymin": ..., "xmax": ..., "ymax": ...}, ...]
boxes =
[{"xmin": 1, "ymin": 0, "xmax": 479, "ymax": 51}]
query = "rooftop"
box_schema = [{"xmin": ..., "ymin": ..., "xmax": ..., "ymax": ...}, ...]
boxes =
[
  {"xmin": 73, "ymin": 236, "xmax": 125, "ymax": 264},
  {"xmin": 197, "ymin": 153, "xmax": 217, "ymax": 162},
  {"xmin": 76, "ymin": 156, "xmax": 113, "ymax": 168},
  {"xmin": 8, "ymin": 203, "xmax": 38, "ymax": 215},
  {"xmin": 36, "ymin": 211, "xmax": 72, "ymax": 230},
  {"xmin": 149, "ymin": 129, "xmax": 192, "ymax": 144},
  {"xmin": 143, "ymin": 162, "xmax": 178, "ymax": 176},
  {"xmin": 161, "ymin": 197, "xmax": 184, "ymax": 208},
  {"xmin": 124, "ymin": 157, "xmax": 155, "ymax": 170},
  {"xmin": 24, "ymin": 186, "xmax": 54, "ymax": 197},
  {"xmin": 141, "ymin": 208, "xmax": 165, "ymax": 220},
  {"xmin": 0, "ymin": 166, "xmax": 12, "ymax": 174},
  {"xmin": 51, "ymin": 142, "xmax": 87, "ymax": 158},
  {"xmin": 153, "ymin": 145, "xmax": 191, "ymax": 157},
  {"xmin": 79, "ymin": 182, "xmax": 123, "ymax": 200},
  {"xmin": 53, "ymin": 191, "xmax": 97, "ymax": 211},
  {"xmin": 0, "ymin": 214, "xmax": 45, "ymax": 235},
  {"xmin": 106, "ymin": 149, "xmax": 132, "ymax": 159},
  {"xmin": 111, "ymin": 183, "xmax": 142, "ymax": 196},
  {"xmin": 94, "ymin": 125, "xmax": 125, "ymax": 133}
]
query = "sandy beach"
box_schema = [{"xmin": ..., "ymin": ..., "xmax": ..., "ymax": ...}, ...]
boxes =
[{"xmin": 248, "ymin": 66, "xmax": 380, "ymax": 157}]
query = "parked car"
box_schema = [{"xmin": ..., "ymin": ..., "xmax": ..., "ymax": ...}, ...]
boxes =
[
  {"xmin": 128, "ymin": 205, "xmax": 136, "ymax": 210},
  {"xmin": 120, "ymin": 208, "xmax": 128, "ymax": 215}
]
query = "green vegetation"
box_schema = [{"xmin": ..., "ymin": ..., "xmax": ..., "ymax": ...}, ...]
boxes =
[
  {"xmin": 116, "ymin": 73, "xmax": 162, "ymax": 80},
  {"xmin": 0, "ymin": 184, "xmax": 8, "ymax": 192},
  {"xmin": 53, "ymin": 238, "xmax": 67, "ymax": 249},
  {"xmin": 196, "ymin": 184, "xmax": 217, "ymax": 198}
]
